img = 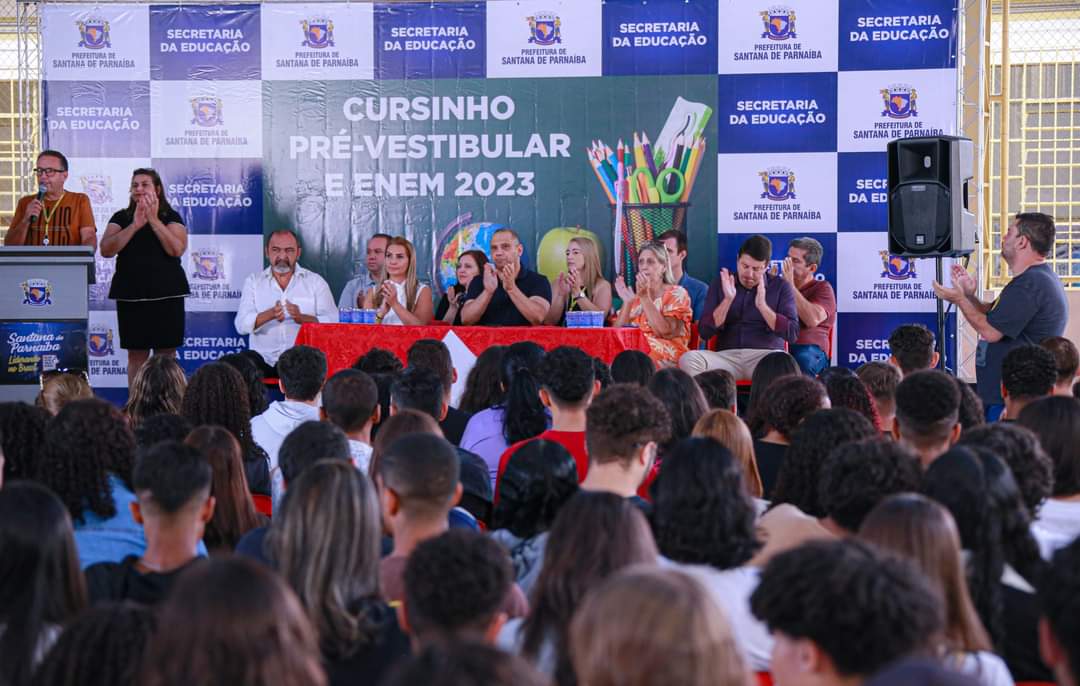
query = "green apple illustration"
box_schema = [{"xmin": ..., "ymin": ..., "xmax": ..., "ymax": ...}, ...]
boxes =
[{"xmin": 536, "ymin": 227, "xmax": 603, "ymax": 282}]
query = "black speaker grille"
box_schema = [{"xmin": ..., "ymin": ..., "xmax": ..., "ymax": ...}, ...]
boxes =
[{"xmin": 888, "ymin": 183, "xmax": 952, "ymax": 255}]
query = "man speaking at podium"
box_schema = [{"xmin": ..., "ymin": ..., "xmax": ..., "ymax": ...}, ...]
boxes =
[{"xmin": 5, "ymin": 150, "xmax": 96, "ymax": 249}]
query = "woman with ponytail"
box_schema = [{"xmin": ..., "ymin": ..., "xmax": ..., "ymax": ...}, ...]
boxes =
[{"xmin": 461, "ymin": 342, "xmax": 549, "ymax": 485}]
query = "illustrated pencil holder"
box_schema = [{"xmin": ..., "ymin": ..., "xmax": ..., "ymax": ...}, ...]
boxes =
[{"xmin": 611, "ymin": 202, "xmax": 689, "ymax": 288}]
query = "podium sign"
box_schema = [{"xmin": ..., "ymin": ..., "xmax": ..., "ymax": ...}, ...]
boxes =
[{"xmin": 0, "ymin": 247, "xmax": 95, "ymax": 401}]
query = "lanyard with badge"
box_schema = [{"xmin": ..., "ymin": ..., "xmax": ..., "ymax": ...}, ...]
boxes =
[{"xmin": 39, "ymin": 192, "xmax": 65, "ymax": 246}]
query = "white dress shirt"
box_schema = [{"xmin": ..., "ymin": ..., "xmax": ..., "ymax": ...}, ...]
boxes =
[{"xmin": 234, "ymin": 265, "xmax": 338, "ymax": 365}]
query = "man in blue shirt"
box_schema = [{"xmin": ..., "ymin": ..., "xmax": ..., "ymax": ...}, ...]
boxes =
[
  {"xmin": 933, "ymin": 212, "xmax": 1068, "ymax": 419},
  {"xmin": 658, "ymin": 229, "xmax": 708, "ymax": 322},
  {"xmin": 338, "ymin": 232, "xmax": 391, "ymax": 309}
]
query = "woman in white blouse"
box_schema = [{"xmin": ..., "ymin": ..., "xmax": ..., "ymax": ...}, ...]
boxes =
[{"xmin": 363, "ymin": 236, "xmax": 433, "ymax": 325}]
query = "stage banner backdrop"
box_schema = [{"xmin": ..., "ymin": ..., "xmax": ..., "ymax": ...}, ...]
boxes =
[{"xmin": 40, "ymin": 0, "xmax": 958, "ymax": 391}]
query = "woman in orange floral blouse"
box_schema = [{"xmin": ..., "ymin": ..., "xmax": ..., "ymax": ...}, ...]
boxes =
[{"xmin": 614, "ymin": 241, "xmax": 693, "ymax": 366}]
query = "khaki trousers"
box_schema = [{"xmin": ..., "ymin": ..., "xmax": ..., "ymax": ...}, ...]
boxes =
[{"xmin": 678, "ymin": 348, "xmax": 778, "ymax": 380}]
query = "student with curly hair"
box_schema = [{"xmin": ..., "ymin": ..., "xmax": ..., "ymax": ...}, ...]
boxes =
[
  {"xmin": 859, "ymin": 495, "xmax": 1013, "ymax": 686},
  {"xmin": 271, "ymin": 460, "xmax": 410, "ymax": 686},
  {"xmin": 0, "ymin": 482, "xmax": 86, "ymax": 686},
  {"xmin": 823, "ymin": 373, "xmax": 881, "ymax": 431},
  {"xmin": 1000, "ymin": 344, "xmax": 1057, "ymax": 421},
  {"xmin": 895, "ymin": 369, "xmax": 962, "ymax": 468},
  {"xmin": 402, "ymin": 529, "xmax": 515, "ymax": 648},
  {"xmin": 743, "ymin": 351, "xmax": 801, "ymax": 437},
  {"xmin": 353, "ymin": 347, "xmax": 403, "ymax": 376},
  {"xmin": 498, "ymin": 492, "xmax": 658, "ymax": 683},
  {"xmin": 33, "ymin": 399, "xmax": 144, "ymax": 568},
  {"xmin": 181, "ymin": 361, "xmax": 271, "ymax": 497},
  {"xmin": 888, "ymin": 323, "xmax": 938, "ymax": 375},
  {"xmin": 753, "ymin": 375, "xmax": 829, "ymax": 498},
  {"xmin": 580, "ymin": 384, "xmax": 671, "ymax": 509},
  {"xmin": 138, "ymin": 557, "xmax": 327, "ymax": 686},
  {"xmin": 490, "ymin": 439, "xmax": 579, "ymax": 594},
  {"xmin": 818, "ymin": 438, "xmax": 923, "ymax": 535},
  {"xmin": 32, "ymin": 602, "xmax": 156, "ymax": 686},
  {"xmin": 496, "ymin": 346, "xmax": 600, "ymax": 486},
  {"xmin": 571, "ymin": 567, "xmax": 748, "ymax": 686},
  {"xmin": 1038, "ymin": 538, "xmax": 1080, "ymax": 686},
  {"xmin": 123, "ymin": 355, "xmax": 187, "ymax": 429},
  {"xmin": 957, "ymin": 422, "xmax": 1053, "ymax": 518},
  {"xmin": 751, "ymin": 540, "xmax": 944, "ymax": 686},
  {"xmin": 0, "ymin": 401, "xmax": 49, "ymax": 484},
  {"xmin": 220, "ymin": 351, "xmax": 269, "ymax": 420},
  {"xmin": 648, "ymin": 437, "xmax": 771, "ymax": 671},
  {"xmin": 925, "ymin": 446, "xmax": 1050, "ymax": 682},
  {"xmin": 1017, "ymin": 395, "xmax": 1080, "ymax": 557}
]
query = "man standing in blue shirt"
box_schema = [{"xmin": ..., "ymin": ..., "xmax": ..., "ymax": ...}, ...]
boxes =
[
  {"xmin": 933, "ymin": 212, "xmax": 1067, "ymax": 419},
  {"xmin": 658, "ymin": 229, "xmax": 708, "ymax": 322}
]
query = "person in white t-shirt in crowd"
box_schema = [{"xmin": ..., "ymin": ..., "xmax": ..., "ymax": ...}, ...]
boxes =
[
  {"xmin": 320, "ymin": 368, "xmax": 381, "ymax": 474},
  {"xmin": 250, "ymin": 345, "xmax": 327, "ymax": 508},
  {"xmin": 234, "ymin": 230, "xmax": 338, "ymax": 377},
  {"xmin": 1017, "ymin": 395, "xmax": 1080, "ymax": 558}
]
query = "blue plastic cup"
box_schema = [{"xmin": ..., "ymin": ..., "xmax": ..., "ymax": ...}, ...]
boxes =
[{"xmin": 339, "ymin": 308, "xmax": 352, "ymax": 323}]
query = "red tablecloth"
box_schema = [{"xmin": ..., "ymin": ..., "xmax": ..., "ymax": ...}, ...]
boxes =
[{"xmin": 295, "ymin": 323, "xmax": 649, "ymax": 375}]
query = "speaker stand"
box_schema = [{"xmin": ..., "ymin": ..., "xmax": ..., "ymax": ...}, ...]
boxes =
[{"xmin": 935, "ymin": 256, "xmax": 947, "ymax": 373}]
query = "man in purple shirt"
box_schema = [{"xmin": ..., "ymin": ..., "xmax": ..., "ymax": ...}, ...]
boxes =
[{"xmin": 679, "ymin": 235, "xmax": 799, "ymax": 379}]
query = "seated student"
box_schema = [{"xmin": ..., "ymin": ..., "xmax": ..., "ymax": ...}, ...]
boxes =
[
  {"xmin": 695, "ymin": 369, "xmax": 737, "ymax": 412},
  {"xmin": 85, "ymin": 441, "xmax": 212, "ymax": 606},
  {"xmin": 580, "ymin": 383, "xmax": 671, "ymax": 509},
  {"xmin": 0, "ymin": 482, "xmax": 87, "ymax": 686},
  {"xmin": 692, "ymin": 410, "xmax": 764, "ymax": 501},
  {"xmin": 34, "ymin": 399, "xmax": 141, "ymax": 569},
  {"xmin": 780, "ymin": 237, "xmax": 837, "ymax": 377},
  {"xmin": 36, "ymin": 369, "xmax": 93, "ymax": 416},
  {"xmin": 460, "ymin": 228, "xmax": 551, "ymax": 326},
  {"xmin": 609, "ymin": 349, "xmax": 655, "ymax": 386},
  {"xmin": 458, "ymin": 345, "xmax": 508, "ymax": 415},
  {"xmin": 321, "ymin": 368, "xmax": 380, "ymax": 473},
  {"xmin": 613, "ymin": 240, "xmax": 693, "ymax": 365},
  {"xmin": 999, "ymin": 344, "xmax": 1057, "ymax": 421},
  {"xmin": 1038, "ymin": 538, "xmax": 1080, "ymax": 686},
  {"xmin": 571, "ymin": 567, "xmax": 748, "ymax": 686},
  {"xmin": 680, "ymin": 235, "xmax": 798, "ymax": 379},
  {"xmin": 272, "ymin": 460, "xmax": 410, "ymax": 686},
  {"xmin": 384, "ymin": 642, "xmax": 549, "ymax": 686},
  {"xmin": 235, "ymin": 420, "xmax": 352, "ymax": 566},
  {"xmin": 361, "ymin": 236, "xmax": 433, "ymax": 326},
  {"xmin": 1041, "ymin": 335, "xmax": 1079, "ymax": 397},
  {"xmin": 496, "ymin": 346, "xmax": 599, "ymax": 486},
  {"xmin": 124, "ymin": 354, "xmax": 187, "ymax": 430},
  {"xmin": 220, "ymin": 350, "xmax": 270, "ymax": 418},
  {"xmin": 743, "ymin": 351, "xmax": 802, "ymax": 437},
  {"xmin": 250, "ymin": 345, "xmax": 327, "ymax": 507},
  {"xmin": 544, "ymin": 235, "xmax": 612, "ymax": 325},
  {"xmin": 1018, "ymin": 396, "xmax": 1080, "ymax": 558},
  {"xmin": 752, "ymin": 375, "xmax": 830, "ymax": 499},
  {"xmin": 184, "ymin": 425, "xmax": 266, "ymax": 555},
  {"xmin": 956, "ymin": 422, "xmax": 1053, "ymax": 519},
  {"xmin": 754, "ymin": 409, "xmax": 877, "ymax": 566},
  {"xmin": 32, "ymin": 602, "xmax": 156, "ymax": 686},
  {"xmin": 490, "ymin": 439, "xmax": 579, "ymax": 594},
  {"xmin": 823, "ymin": 374, "xmax": 882, "ymax": 431},
  {"xmin": 817, "ymin": 438, "xmax": 922, "ymax": 536},
  {"xmin": 401, "ymin": 529, "xmax": 515, "ymax": 649},
  {"xmin": 857, "ymin": 361, "xmax": 901, "ymax": 435},
  {"xmin": 955, "ymin": 377, "xmax": 988, "ymax": 432},
  {"xmin": 137, "ymin": 558, "xmax": 326, "ymax": 686},
  {"xmin": 460, "ymin": 342, "xmax": 548, "ymax": 482},
  {"xmin": 0, "ymin": 401, "xmax": 49, "ymax": 485},
  {"xmin": 648, "ymin": 437, "xmax": 772, "ymax": 671},
  {"xmin": 894, "ymin": 369, "xmax": 962, "ymax": 468},
  {"xmin": 498, "ymin": 491, "xmax": 659, "ymax": 680},
  {"xmin": 133, "ymin": 413, "xmax": 193, "ymax": 451},
  {"xmin": 406, "ymin": 339, "xmax": 470, "ymax": 445},
  {"xmin": 376, "ymin": 433, "xmax": 527, "ymax": 617},
  {"xmin": 925, "ymin": 446, "xmax": 1051, "ymax": 683},
  {"xmin": 657, "ymin": 229, "xmax": 709, "ymax": 322},
  {"xmin": 354, "ymin": 347, "xmax": 403, "ymax": 376},
  {"xmin": 859, "ymin": 495, "xmax": 1015, "ymax": 686},
  {"xmin": 888, "ymin": 322, "xmax": 939, "ymax": 376},
  {"xmin": 750, "ymin": 540, "xmax": 944, "ymax": 686}
]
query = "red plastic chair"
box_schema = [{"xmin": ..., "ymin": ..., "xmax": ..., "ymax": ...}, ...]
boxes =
[
  {"xmin": 755, "ymin": 672, "xmax": 773, "ymax": 686},
  {"xmin": 252, "ymin": 494, "xmax": 272, "ymax": 518},
  {"xmin": 688, "ymin": 322, "xmax": 700, "ymax": 351}
]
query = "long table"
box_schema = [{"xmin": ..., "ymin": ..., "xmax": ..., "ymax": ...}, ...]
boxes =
[{"xmin": 294, "ymin": 323, "xmax": 650, "ymax": 380}]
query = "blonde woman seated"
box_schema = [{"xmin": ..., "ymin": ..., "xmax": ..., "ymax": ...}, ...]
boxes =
[
  {"xmin": 614, "ymin": 241, "xmax": 692, "ymax": 366},
  {"xmin": 362, "ymin": 236, "xmax": 433, "ymax": 325},
  {"xmin": 544, "ymin": 236, "xmax": 612, "ymax": 325}
]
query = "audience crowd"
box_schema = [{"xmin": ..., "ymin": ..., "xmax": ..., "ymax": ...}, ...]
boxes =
[{"xmin": 2, "ymin": 329, "xmax": 1080, "ymax": 686}]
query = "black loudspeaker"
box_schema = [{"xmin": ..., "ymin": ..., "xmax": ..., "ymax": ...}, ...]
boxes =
[{"xmin": 887, "ymin": 136, "xmax": 975, "ymax": 258}]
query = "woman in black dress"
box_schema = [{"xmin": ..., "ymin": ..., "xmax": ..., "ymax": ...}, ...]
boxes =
[{"xmin": 100, "ymin": 169, "xmax": 190, "ymax": 388}]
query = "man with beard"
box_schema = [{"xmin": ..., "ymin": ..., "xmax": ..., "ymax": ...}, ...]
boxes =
[
  {"xmin": 460, "ymin": 228, "xmax": 550, "ymax": 326},
  {"xmin": 235, "ymin": 230, "xmax": 338, "ymax": 376},
  {"xmin": 933, "ymin": 212, "xmax": 1067, "ymax": 419}
]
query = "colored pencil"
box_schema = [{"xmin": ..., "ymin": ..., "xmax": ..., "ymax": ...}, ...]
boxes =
[
  {"xmin": 641, "ymin": 133, "xmax": 659, "ymax": 179},
  {"xmin": 632, "ymin": 132, "xmax": 647, "ymax": 171}
]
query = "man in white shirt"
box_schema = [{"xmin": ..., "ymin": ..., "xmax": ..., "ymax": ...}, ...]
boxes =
[{"xmin": 234, "ymin": 230, "xmax": 338, "ymax": 374}]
